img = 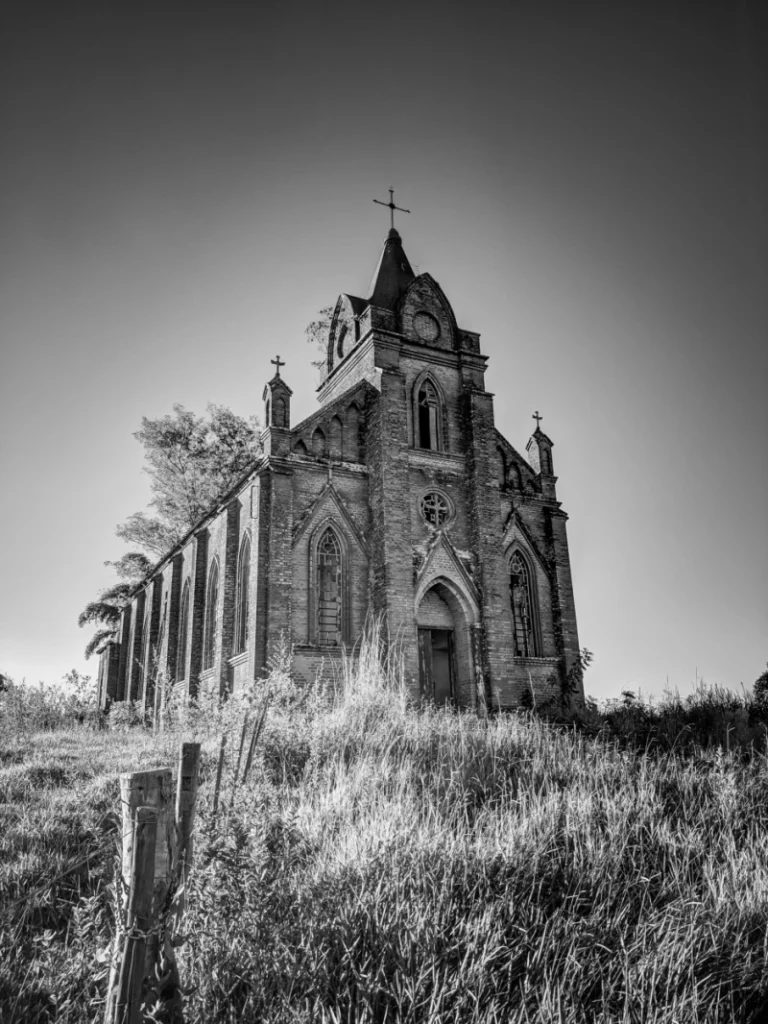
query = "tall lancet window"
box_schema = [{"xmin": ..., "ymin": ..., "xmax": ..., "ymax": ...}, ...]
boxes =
[
  {"xmin": 510, "ymin": 552, "xmax": 538, "ymax": 657},
  {"xmin": 417, "ymin": 380, "xmax": 441, "ymax": 450},
  {"xmin": 202, "ymin": 560, "xmax": 219, "ymax": 670},
  {"xmin": 139, "ymin": 610, "xmax": 151, "ymax": 694},
  {"xmin": 176, "ymin": 579, "xmax": 190, "ymax": 681},
  {"xmin": 316, "ymin": 528, "xmax": 342, "ymax": 646},
  {"xmin": 234, "ymin": 535, "xmax": 251, "ymax": 654}
]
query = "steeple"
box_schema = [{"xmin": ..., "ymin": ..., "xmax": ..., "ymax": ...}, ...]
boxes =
[
  {"xmin": 366, "ymin": 228, "xmax": 416, "ymax": 310},
  {"xmin": 262, "ymin": 356, "xmax": 292, "ymax": 457},
  {"xmin": 526, "ymin": 413, "xmax": 556, "ymax": 499}
]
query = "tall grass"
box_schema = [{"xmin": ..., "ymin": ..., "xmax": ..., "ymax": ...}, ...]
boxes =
[{"xmin": 3, "ymin": 641, "xmax": 768, "ymax": 1022}]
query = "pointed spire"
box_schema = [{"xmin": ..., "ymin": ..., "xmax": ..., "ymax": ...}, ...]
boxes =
[{"xmin": 366, "ymin": 228, "xmax": 416, "ymax": 310}]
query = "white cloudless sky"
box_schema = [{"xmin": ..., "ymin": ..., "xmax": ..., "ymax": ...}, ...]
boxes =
[{"xmin": 1, "ymin": 2, "xmax": 765, "ymax": 702}]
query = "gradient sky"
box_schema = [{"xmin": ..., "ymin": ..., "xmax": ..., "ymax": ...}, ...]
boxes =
[{"xmin": 1, "ymin": 2, "xmax": 765, "ymax": 703}]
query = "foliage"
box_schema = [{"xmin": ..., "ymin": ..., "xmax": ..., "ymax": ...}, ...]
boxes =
[
  {"xmin": 753, "ymin": 662, "xmax": 768, "ymax": 704},
  {"xmin": 0, "ymin": 671, "xmax": 101, "ymax": 738},
  {"xmin": 305, "ymin": 305, "xmax": 334, "ymax": 376},
  {"xmin": 103, "ymin": 551, "xmax": 154, "ymax": 584},
  {"xmin": 77, "ymin": 582, "xmax": 134, "ymax": 660},
  {"xmin": 77, "ymin": 584, "xmax": 133, "ymax": 630},
  {"xmin": 7, "ymin": 648, "xmax": 768, "ymax": 1022},
  {"xmin": 116, "ymin": 403, "xmax": 262, "ymax": 557},
  {"xmin": 83, "ymin": 628, "xmax": 116, "ymax": 661},
  {"xmin": 79, "ymin": 403, "xmax": 262, "ymax": 658}
]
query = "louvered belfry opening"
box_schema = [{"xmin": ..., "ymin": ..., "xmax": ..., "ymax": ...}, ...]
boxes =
[
  {"xmin": 316, "ymin": 528, "xmax": 342, "ymax": 645},
  {"xmin": 417, "ymin": 380, "xmax": 440, "ymax": 450}
]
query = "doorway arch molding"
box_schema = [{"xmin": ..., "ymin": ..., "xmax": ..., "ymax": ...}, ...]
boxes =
[
  {"xmin": 415, "ymin": 573, "xmax": 480, "ymax": 708},
  {"xmin": 414, "ymin": 572, "xmax": 480, "ymax": 628}
]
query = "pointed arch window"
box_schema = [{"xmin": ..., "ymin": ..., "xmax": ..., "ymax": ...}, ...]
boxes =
[
  {"xmin": 316, "ymin": 528, "xmax": 342, "ymax": 646},
  {"xmin": 234, "ymin": 535, "xmax": 251, "ymax": 654},
  {"xmin": 176, "ymin": 579, "xmax": 190, "ymax": 681},
  {"xmin": 202, "ymin": 560, "xmax": 219, "ymax": 670},
  {"xmin": 344, "ymin": 404, "xmax": 361, "ymax": 461},
  {"xmin": 509, "ymin": 551, "xmax": 539, "ymax": 657},
  {"xmin": 312, "ymin": 428, "xmax": 326, "ymax": 459},
  {"xmin": 273, "ymin": 396, "xmax": 286, "ymax": 428},
  {"xmin": 417, "ymin": 378, "xmax": 443, "ymax": 451},
  {"xmin": 139, "ymin": 609, "xmax": 151, "ymax": 696}
]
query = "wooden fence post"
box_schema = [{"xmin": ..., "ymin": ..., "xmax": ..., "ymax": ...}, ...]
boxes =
[
  {"xmin": 105, "ymin": 767, "xmax": 174, "ymax": 1024},
  {"xmin": 114, "ymin": 807, "xmax": 157, "ymax": 1024},
  {"xmin": 172, "ymin": 742, "xmax": 200, "ymax": 928},
  {"xmin": 106, "ymin": 748, "xmax": 201, "ymax": 1024}
]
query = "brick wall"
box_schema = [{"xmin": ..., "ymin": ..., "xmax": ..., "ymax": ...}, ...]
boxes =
[{"xmin": 106, "ymin": 247, "xmax": 581, "ymax": 713}]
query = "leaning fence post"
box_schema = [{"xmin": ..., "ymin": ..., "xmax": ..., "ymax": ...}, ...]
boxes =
[
  {"xmin": 114, "ymin": 807, "xmax": 157, "ymax": 1024},
  {"xmin": 172, "ymin": 742, "xmax": 200, "ymax": 928}
]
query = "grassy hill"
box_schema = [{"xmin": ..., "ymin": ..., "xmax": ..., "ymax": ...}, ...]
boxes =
[{"xmin": 3, "ymin": 645, "xmax": 768, "ymax": 1023}]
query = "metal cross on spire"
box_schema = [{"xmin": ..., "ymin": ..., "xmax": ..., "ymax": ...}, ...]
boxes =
[
  {"xmin": 373, "ymin": 188, "xmax": 411, "ymax": 231},
  {"xmin": 532, "ymin": 410, "xmax": 543, "ymax": 429},
  {"xmin": 271, "ymin": 354, "xmax": 285, "ymax": 378}
]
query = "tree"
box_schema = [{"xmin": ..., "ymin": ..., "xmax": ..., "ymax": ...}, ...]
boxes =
[
  {"xmin": 116, "ymin": 403, "xmax": 262, "ymax": 556},
  {"xmin": 305, "ymin": 306, "xmax": 334, "ymax": 376},
  {"xmin": 79, "ymin": 404, "xmax": 262, "ymax": 657},
  {"xmin": 754, "ymin": 663, "xmax": 768, "ymax": 704}
]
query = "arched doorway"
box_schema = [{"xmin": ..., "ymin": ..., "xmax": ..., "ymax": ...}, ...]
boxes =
[{"xmin": 416, "ymin": 579, "xmax": 477, "ymax": 707}]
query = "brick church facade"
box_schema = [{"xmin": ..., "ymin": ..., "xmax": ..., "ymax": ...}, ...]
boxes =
[{"xmin": 98, "ymin": 227, "xmax": 582, "ymax": 712}]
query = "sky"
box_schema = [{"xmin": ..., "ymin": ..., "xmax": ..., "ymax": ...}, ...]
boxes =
[{"xmin": 1, "ymin": 1, "xmax": 765, "ymax": 704}]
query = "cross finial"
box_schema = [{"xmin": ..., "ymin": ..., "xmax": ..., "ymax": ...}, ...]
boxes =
[
  {"xmin": 373, "ymin": 188, "xmax": 411, "ymax": 231},
  {"xmin": 532, "ymin": 410, "xmax": 543, "ymax": 429},
  {"xmin": 271, "ymin": 354, "xmax": 285, "ymax": 378}
]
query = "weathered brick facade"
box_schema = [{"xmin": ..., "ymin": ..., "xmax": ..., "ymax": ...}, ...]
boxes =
[{"xmin": 99, "ymin": 228, "xmax": 582, "ymax": 711}]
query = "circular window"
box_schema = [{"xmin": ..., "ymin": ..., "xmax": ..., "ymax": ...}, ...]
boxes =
[
  {"xmin": 413, "ymin": 311, "xmax": 440, "ymax": 343},
  {"xmin": 420, "ymin": 491, "xmax": 451, "ymax": 528}
]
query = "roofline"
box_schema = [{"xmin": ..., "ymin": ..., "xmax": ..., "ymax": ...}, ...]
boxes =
[{"xmin": 126, "ymin": 453, "xmax": 267, "ymax": 599}]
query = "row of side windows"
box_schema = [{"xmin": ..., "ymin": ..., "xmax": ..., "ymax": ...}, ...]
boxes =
[
  {"xmin": 175, "ymin": 532, "xmax": 252, "ymax": 682},
  {"xmin": 296, "ymin": 403, "xmax": 362, "ymax": 461},
  {"xmin": 172, "ymin": 534, "xmax": 542, "ymax": 676},
  {"xmin": 175, "ymin": 524, "xmax": 347, "ymax": 677}
]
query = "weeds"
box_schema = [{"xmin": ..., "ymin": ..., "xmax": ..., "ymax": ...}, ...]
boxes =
[{"xmin": 3, "ymin": 648, "xmax": 768, "ymax": 1022}]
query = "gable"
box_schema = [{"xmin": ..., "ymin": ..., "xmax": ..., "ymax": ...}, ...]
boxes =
[
  {"xmin": 414, "ymin": 530, "xmax": 479, "ymax": 605},
  {"xmin": 292, "ymin": 481, "xmax": 368, "ymax": 557},
  {"xmin": 399, "ymin": 274, "xmax": 458, "ymax": 351},
  {"xmin": 502, "ymin": 511, "xmax": 551, "ymax": 579}
]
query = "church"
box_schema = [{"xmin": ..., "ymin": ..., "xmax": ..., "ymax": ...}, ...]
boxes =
[{"xmin": 98, "ymin": 218, "xmax": 582, "ymax": 712}]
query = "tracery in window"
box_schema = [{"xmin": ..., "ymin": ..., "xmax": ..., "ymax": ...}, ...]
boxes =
[
  {"xmin": 417, "ymin": 380, "xmax": 441, "ymax": 451},
  {"xmin": 510, "ymin": 551, "xmax": 538, "ymax": 657},
  {"xmin": 176, "ymin": 579, "xmax": 190, "ymax": 681},
  {"xmin": 316, "ymin": 528, "xmax": 342, "ymax": 646},
  {"xmin": 234, "ymin": 536, "xmax": 250, "ymax": 654},
  {"xmin": 420, "ymin": 491, "xmax": 450, "ymax": 528},
  {"xmin": 202, "ymin": 560, "xmax": 219, "ymax": 670}
]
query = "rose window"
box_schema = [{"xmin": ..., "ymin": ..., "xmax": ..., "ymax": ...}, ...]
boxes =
[{"xmin": 420, "ymin": 492, "xmax": 450, "ymax": 527}]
